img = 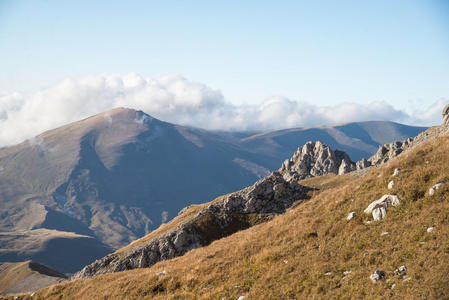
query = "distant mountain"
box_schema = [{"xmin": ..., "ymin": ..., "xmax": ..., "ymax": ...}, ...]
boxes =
[
  {"xmin": 0, "ymin": 260, "xmax": 66, "ymax": 295},
  {"xmin": 0, "ymin": 108, "xmax": 426, "ymax": 273}
]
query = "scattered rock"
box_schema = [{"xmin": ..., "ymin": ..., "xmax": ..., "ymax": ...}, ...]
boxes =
[
  {"xmin": 237, "ymin": 296, "xmax": 246, "ymax": 300},
  {"xmin": 429, "ymin": 182, "xmax": 447, "ymax": 196},
  {"xmin": 157, "ymin": 270, "xmax": 167, "ymax": 276},
  {"xmin": 403, "ymin": 277, "xmax": 412, "ymax": 282},
  {"xmin": 388, "ymin": 180, "xmax": 394, "ymax": 189},
  {"xmin": 394, "ymin": 266, "xmax": 407, "ymax": 276},
  {"xmin": 427, "ymin": 227, "xmax": 434, "ymax": 233},
  {"xmin": 381, "ymin": 232, "xmax": 389, "ymax": 236},
  {"xmin": 370, "ymin": 270, "xmax": 386, "ymax": 282},
  {"xmin": 364, "ymin": 195, "xmax": 400, "ymax": 221},
  {"xmin": 343, "ymin": 270, "xmax": 352, "ymax": 275},
  {"xmin": 347, "ymin": 212, "xmax": 356, "ymax": 220},
  {"xmin": 391, "ymin": 283, "xmax": 396, "ymax": 289},
  {"xmin": 324, "ymin": 272, "xmax": 332, "ymax": 276},
  {"xmin": 392, "ymin": 168, "xmax": 401, "ymax": 177},
  {"xmin": 363, "ymin": 252, "xmax": 370, "ymax": 257}
]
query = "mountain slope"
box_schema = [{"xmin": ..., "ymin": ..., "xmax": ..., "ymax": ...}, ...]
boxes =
[
  {"xmin": 0, "ymin": 108, "xmax": 426, "ymax": 273},
  {"xmin": 15, "ymin": 115, "xmax": 449, "ymax": 299},
  {"xmin": 0, "ymin": 261, "xmax": 66, "ymax": 295}
]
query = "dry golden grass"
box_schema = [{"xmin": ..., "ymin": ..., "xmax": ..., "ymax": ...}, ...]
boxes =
[{"xmin": 5, "ymin": 136, "xmax": 449, "ymax": 299}]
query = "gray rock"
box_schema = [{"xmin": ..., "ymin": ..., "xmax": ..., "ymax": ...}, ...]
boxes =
[
  {"xmin": 392, "ymin": 168, "xmax": 401, "ymax": 177},
  {"xmin": 394, "ymin": 265, "xmax": 407, "ymax": 276},
  {"xmin": 356, "ymin": 158, "xmax": 371, "ymax": 170},
  {"xmin": 387, "ymin": 180, "xmax": 394, "ymax": 189},
  {"xmin": 372, "ymin": 206, "xmax": 387, "ymax": 221},
  {"xmin": 370, "ymin": 270, "xmax": 386, "ymax": 282},
  {"xmin": 280, "ymin": 141, "xmax": 356, "ymax": 181},
  {"xmin": 347, "ymin": 212, "xmax": 356, "ymax": 220},
  {"xmin": 364, "ymin": 195, "xmax": 400, "ymax": 221},
  {"xmin": 429, "ymin": 182, "xmax": 447, "ymax": 196},
  {"xmin": 442, "ymin": 104, "xmax": 449, "ymax": 127}
]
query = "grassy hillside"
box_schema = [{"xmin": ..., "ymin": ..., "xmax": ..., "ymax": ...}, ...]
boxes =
[{"xmin": 4, "ymin": 135, "xmax": 449, "ymax": 299}]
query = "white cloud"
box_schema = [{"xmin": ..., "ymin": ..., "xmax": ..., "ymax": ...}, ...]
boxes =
[{"xmin": 0, "ymin": 73, "xmax": 446, "ymax": 147}]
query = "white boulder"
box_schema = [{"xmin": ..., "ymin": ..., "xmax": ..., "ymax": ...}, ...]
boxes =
[
  {"xmin": 347, "ymin": 212, "xmax": 356, "ymax": 220},
  {"xmin": 370, "ymin": 270, "xmax": 386, "ymax": 282},
  {"xmin": 429, "ymin": 182, "xmax": 447, "ymax": 196},
  {"xmin": 364, "ymin": 195, "xmax": 400, "ymax": 221},
  {"xmin": 388, "ymin": 180, "xmax": 394, "ymax": 189},
  {"xmin": 392, "ymin": 168, "xmax": 401, "ymax": 176}
]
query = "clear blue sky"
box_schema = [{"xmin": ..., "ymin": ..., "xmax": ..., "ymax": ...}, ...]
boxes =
[{"xmin": 0, "ymin": 0, "xmax": 448, "ymax": 111}]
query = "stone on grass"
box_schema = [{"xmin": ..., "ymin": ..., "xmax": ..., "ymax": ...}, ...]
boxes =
[
  {"xmin": 392, "ymin": 168, "xmax": 401, "ymax": 177},
  {"xmin": 370, "ymin": 270, "xmax": 386, "ymax": 282},
  {"xmin": 347, "ymin": 212, "xmax": 356, "ymax": 220},
  {"xmin": 388, "ymin": 180, "xmax": 394, "ymax": 189},
  {"xmin": 429, "ymin": 182, "xmax": 447, "ymax": 196},
  {"xmin": 427, "ymin": 227, "xmax": 434, "ymax": 233},
  {"xmin": 394, "ymin": 265, "xmax": 407, "ymax": 276},
  {"xmin": 364, "ymin": 195, "xmax": 400, "ymax": 221}
]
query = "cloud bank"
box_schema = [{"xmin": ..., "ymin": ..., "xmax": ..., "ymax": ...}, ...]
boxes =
[{"xmin": 0, "ymin": 73, "xmax": 446, "ymax": 147}]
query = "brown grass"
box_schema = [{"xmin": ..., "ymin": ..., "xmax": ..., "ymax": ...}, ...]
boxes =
[{"xmin": 5, "ymin": 136, "xmax": 449, "ymax": 299}]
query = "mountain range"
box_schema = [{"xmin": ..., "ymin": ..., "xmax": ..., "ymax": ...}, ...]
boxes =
[
  {"xmin": 2, "ymin": 106, "xmax": 448, "ymax": 299},
  {"xmin": 0, "ymin": 107, "xmax": 426, "ymax": 273}
]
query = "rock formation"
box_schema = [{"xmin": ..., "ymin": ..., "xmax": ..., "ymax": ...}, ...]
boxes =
[
  {"xmin": 442, "ymin": 104, "xmax": 449, "ymax": 128},
  {"xmin": 280, "ymin": 141, "xmax": 356, "ymax": 182}
]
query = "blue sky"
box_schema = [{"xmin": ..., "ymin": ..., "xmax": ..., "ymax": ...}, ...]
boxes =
[{"xmin": 0, "ymin": 0, "xmax": 448, "ymax": 146}]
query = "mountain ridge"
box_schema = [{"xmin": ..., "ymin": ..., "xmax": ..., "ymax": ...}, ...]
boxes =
[
  {"xmin": 0, "ymin": 108, "xmax": 426, "ymax": 273},
  {"xmin": 8, "ymin": 105, "xmax": 449, "ymax": 299}
]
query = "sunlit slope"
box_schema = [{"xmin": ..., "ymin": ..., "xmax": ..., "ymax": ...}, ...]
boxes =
[{"xmin": 24, "ymin": 134, "xmax": 449, "ymax": 299}]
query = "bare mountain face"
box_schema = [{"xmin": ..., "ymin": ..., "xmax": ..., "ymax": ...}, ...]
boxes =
[{"xmin": 0, "ymin": 108, "xmax": 426, "ymax": 273}]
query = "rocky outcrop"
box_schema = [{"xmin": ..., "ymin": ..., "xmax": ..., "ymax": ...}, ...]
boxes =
[
  {"xmin": 367, "ymin": 140, "xmax": 413, "ymax": 166},
  {"xmin": 72, "ymin": 171, "xmax": 307, "ymax": 279},
  {"xmin": 442, "ymin": 104, "xmax": 449, "ymax": 128},
  {"xmin": 280, "ymin": 141, "xmax": 356, "ymax": 181},
  {"xmin": 353, "ymin": 104, "xmax": 449, "ymax": 170}
]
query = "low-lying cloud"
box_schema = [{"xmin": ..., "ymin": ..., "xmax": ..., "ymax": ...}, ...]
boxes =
[{"xmin": 0, "ymin": 73, "xmax": 446, "ymax": 147}]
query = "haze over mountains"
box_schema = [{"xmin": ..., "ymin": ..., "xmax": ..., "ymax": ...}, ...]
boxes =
[{"xmin": 0, "ymin": 108, "xmax": 426, "ymax": 273}]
